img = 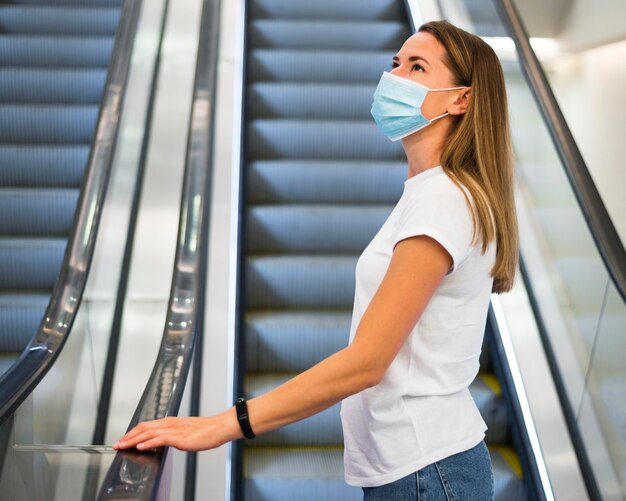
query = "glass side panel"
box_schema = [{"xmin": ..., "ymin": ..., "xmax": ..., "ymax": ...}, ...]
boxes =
[
  {"xmin": 579, "ymin": 279, "xmax": 626, "ymax": 498},
  {"xmin": 512, "ymin": 0, "xmax": 626, "ymax": 247},
  {"xmin": 0, "ymin": 0, "xmax": 169, "ymax": 499},
  {"xmin": 0, "ymin": 429, "xmax": 116, "ymax": 501},
  {"xmin": 438, "ymin": 0, "xmax": 626, "ymax": 498}
]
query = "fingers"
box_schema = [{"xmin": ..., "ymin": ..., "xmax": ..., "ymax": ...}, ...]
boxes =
[{"xmin": 113, "ymin": 418, "xmax": 174, "ymax": 450}]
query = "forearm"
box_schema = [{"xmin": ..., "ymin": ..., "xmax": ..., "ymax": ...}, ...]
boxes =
[{"xmin": 244, "ymin": 345, "xmax": 378, "ymax": 436}]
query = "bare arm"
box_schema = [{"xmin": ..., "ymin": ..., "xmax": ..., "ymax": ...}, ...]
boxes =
[{"xmin": 113, "ymin": 235, "xmax": 451, "ymax": 451}]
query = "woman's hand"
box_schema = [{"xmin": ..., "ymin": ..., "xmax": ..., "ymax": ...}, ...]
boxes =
[{"xmin": 113, "ymin": 407, "xmax": 242, "ymax": 452}]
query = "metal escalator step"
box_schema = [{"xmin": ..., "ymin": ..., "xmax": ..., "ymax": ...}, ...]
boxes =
[
  {"xmin": 0, "ymin": 353, "xmax": 18, "ymax": 378},
  {"xmin": 489, "ymin": 445, "xmax": 527, "ymax": 500},
  {"xmin": 246, "ymin": 311, "xmax": 493, "ymax": 374},
  {"xmin": 248, "ymin": 49, "xmax": 392, "ymax": 83},
  {"xmin": 0, "ymin": 6, "xmax": 120, "ymax": 36},
  {"xmin": 0, "ymin": 68, "xmax": 107, "ymax": 104},
  {"xmin": 473, "ymin": 374, "xmax": 509, "ymax": 444},
  {"xmin": 250, "ymin": 20, "xmax": 409, "ymax": 50},
  {"xmin": 248, "ymin": 160, "xmax": 405, "ymax": 204},
  {"xmin": 0, "ymin": 238, "xmax": 66, "ymax": 289},
  {"xmin": 248, "ymin": 83, "xmax": 377, "ymax": 120},
  {"xmin": 244, "ymin": 373, "xmax": 509, "ymax": 447},
  {"xmin": 250, "ymin": 0, "xmax": 404, "ymax": 21},
  {"xmin": 244, "ymin": 447, "xmax": 362, "ymax": 501},
  {"xmin": 0, "ymin": 145, "xmax": 88, "ymax": 188},
  {"xmin": 9, "ymin": 0, "xmax": 122, "ymax": 5},
  {"xmin": 0, "ymin": 35, "xmax": 113, "ymax": 68},
  {"xmin": 0, "ymin": 188, "xmax": 78, "ymax": 235},
  {"xmin": 246, "ymin": 374, "xmax": 343, "ymax": 446},
  {"xmin": 247, "ymin": 119, "xmax": 403, "ymax": 160},
  {"xmin": 246, "ymin": 311, "xmax": 352, "ymax": 372},
  {"xmin": 0, "ymin": 105, "xmax": 98, "ymax": 144},
  {"xmin": 246, "ymin": 255, "xmax": 357, "ymax": 309},
  {"xmin": 247, "ymin": 205, "xmax": 393, "ymax": 253},
  {"xmin": 0, "ymin": 293, "xmax": 49, "ymax": 352},
  {"xmin": 244, "ymin": 445, "xmax": 524, "ymax": 500}
]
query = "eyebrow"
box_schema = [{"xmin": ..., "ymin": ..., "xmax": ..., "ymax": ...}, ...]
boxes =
[{"xmin": 392, "ymin": 55, "xmax": 431, "ymax": 67}]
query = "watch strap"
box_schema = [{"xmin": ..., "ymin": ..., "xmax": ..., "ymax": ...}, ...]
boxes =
[{"xmin": 235, "ymin": 397, "xmax": 256, "ymax": 439}]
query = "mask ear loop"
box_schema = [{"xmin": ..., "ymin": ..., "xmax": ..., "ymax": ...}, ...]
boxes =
[
  {"xmin": 428, "ymin": 86, "xmax": 468, "ymax": 92},
  {"xmin": 428, "ymin": 112, "xmax": 449, "ymax": 123},
  {"xmin": 426, "ymin": 86, "xmax": 469, "ymax": 123}
]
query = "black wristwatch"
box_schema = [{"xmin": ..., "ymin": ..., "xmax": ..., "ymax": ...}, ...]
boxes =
[{"xmin": 235, "ymin": 398, "xmax": 256, "ymax": 439}]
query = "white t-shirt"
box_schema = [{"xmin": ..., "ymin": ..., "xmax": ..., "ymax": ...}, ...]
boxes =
[{"xmin": 340, "ymin": 165, "xmax": 495, "ymax": 487}]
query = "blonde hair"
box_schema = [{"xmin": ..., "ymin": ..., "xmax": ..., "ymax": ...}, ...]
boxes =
[{"xmin": 419, "ymin": 20, "xmax": 518, "ymax": 293}]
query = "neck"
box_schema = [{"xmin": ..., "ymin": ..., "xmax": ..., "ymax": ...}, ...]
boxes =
[{"xmin": 401, "ymin": 120, "xmax": 449, "ymax": 178}]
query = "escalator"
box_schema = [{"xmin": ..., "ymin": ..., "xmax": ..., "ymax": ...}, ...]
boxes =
[
  {"xmin": 0, "ymin": 0, "xmax": 623, "ymax": 499},
  {"xmin": 0, "ymin": 1, "xmax": 121, "ymax": 376},
  {"xmin": 234, "ymin": 0, "xmax": 527, "ymax": 499}
]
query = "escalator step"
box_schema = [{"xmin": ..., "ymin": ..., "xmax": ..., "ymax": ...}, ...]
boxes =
[
  {"xmin": 0, "ymin": 6, "xmax": 120, "ymax": 36},
  {"xmin": 248, "ymin": 49, "xmax": 392, "ymax": 83},
  {"xmin": 0, "ymin": 105, "xmax": 98, "ymax": 144},
  {"xmin": 250, "ymin": 0, "xmax": 404, "ymax": 21},
  {"xmin": 246, "ymin": 374, "xmax": 343, "ymax": 446},
  {"xmin": 0, "ymin": 293, "xmax": 49, "ymax": 351},
  {"xmin": 246, "ymin": 255, "xmax": 357, "ymax": 309},
  {"xmin": 246, "ymin": 311, "xmax": 493, "ymax": 374},
  {"xmin": 0, "ymin": 353, "xmax": 18, "ymax": 378},
  {"xmin": 7, "ymin": 0, "xmax": 122, "ymax": 5},
  {"xmin": 244, "ymin": 448, "xmax": 361, "ymax": 501},
  {"xmin": 249, "ymin": 20, "xmax": 408, "ymax": 50},
  {"xmin": 244, "ymin": 445, "xmax": 524, "ymax": 501},
  {"xmin": 0, "ymin": 238, "xmax": 66, "ymax": 289},
  {"xmin": 247, "ymin": 205, "xmax": 393, "ymax": 253},
  {"xmin": 244, "ymin": 373, "xmax": 509, "ymax": 447},
  {"xmin": 248, "ymin": 83, "xmax": 377, "ymax": 120},
  {"xmin": 0, "ymin": 188, "xmax": 78, "ymax": 235},
  {"xmin": 247, "ymin": 160, "xmax": 405, "ymax": 204},
  {"xmin": 247, "ymin": 119, "xmax": 403, "ymax": 160},
  {"xmin": 0, "ymin": 145, "xmax": 88, "ymax": 188},
  {"xmin": 246, "ymin": 311, "xmax": 352, "ymax": 372},
  {"xmin": 0, "ymin": 36, "xmax": 113, "ymax": 68},
  {"xmin": 0, "ymin": 68, "xmax": 107, "ymax": 104},
  {"xmin": 489, "ymin": 445, "xmax": 527, "ymax": 501}
]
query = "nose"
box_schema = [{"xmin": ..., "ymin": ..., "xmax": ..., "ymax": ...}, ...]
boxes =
[{"xmin": 389, "ymin": 65, "xmax": 408, "ymax": 79}]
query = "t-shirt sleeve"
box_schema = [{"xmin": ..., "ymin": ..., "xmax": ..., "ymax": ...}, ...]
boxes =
[{"xmin": 392, "ymin": 177, "xmax": 475, "ymax": 274}]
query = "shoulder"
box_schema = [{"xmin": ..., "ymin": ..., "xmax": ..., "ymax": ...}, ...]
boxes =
[{"xmin": 404, "ymin": 170, "xmax": 473, "ymax": 218}]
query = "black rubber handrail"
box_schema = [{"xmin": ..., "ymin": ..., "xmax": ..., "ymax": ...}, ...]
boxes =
[
  {"xmin": 0, "ymin": 0, "xmax": 142, "ymax": 426},
  {"xmin": 493, "ymin": 0, "xmax": 626, "ymax": 302},
  {"xmin": 97, "ymin": 0, "xmax": 221, "ymax": 498}
]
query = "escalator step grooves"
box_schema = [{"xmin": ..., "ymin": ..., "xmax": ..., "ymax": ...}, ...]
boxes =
[{"xmin": 0, "ymin": 3, "xmax": 120, "ymax": 382}]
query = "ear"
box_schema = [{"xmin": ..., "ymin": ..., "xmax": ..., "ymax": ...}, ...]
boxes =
[{"xmin": 448, "ymin": 87, "xmax": 471, "ymax": 116}]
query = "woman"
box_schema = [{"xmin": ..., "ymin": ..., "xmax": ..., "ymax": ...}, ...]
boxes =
[{"xmin": 115, "ymin": 20, "xmax": 518, "ymax": 500}]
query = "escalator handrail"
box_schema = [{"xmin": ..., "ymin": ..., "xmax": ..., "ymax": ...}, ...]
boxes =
[
  {"xmin": 0, "ymin": 0, "xmax": 142, "ymax": 425},
  {"xmin": 493, "ymin": 0, "xmax": 626, "ymax": 302},
  {"xmin": 97, "ymin": 0, "xmax": 222, "ymax": 498}
]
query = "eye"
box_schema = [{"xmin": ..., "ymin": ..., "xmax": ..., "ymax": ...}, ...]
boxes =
[
  {"xmin": 412, "ymin": 63, "xmax": 424, "ymax": 72},
  {"xmin": 391, "ymin": 61, "xmax": 399, "ymax": 69}
]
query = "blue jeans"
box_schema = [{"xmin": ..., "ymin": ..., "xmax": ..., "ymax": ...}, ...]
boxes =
[{"xmin": 362, "ymin": 440, "xmax": 494, "ymax": 500}]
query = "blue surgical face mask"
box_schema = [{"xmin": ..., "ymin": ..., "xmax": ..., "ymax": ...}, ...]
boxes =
[{"xmin": 371, "ymin": 71, "xmax": 467, "ymax": 142}]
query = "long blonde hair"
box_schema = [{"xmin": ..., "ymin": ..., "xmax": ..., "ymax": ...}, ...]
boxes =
[{"xmin": 419, "ymin": 20, "xmax": 518, "ymax": 293}]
